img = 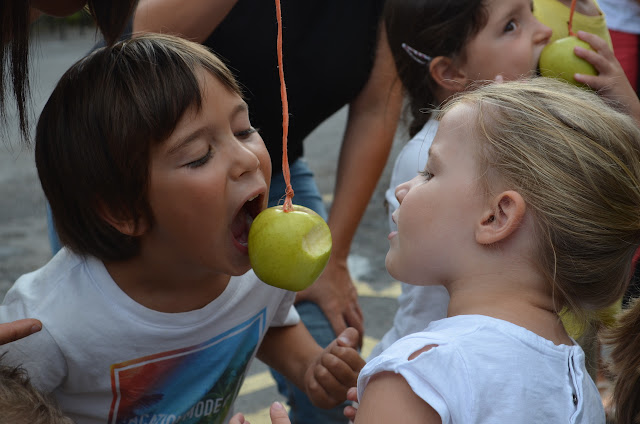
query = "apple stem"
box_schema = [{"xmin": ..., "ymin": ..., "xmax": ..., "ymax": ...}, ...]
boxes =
[
  {"xmin": 568, "ymin": 0, "xmax": 577, "ymax": 36},
  {"xmin": 275, "ymin": 0, "xmax": 295, "ymax": 213}
]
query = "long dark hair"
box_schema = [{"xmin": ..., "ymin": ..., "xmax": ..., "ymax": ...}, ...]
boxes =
[
  {"xmin": 383, "ymin": 0, "xmax": 488, "ymax": 136},
  {"xmin": 0, "ymin": 0, "xmax": 138, "ymax": 145}
]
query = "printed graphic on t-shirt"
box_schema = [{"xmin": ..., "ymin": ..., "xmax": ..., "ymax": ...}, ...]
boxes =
[{"xmin": 108, "ymin": 309, "xmax": 266, "ymax": 424}]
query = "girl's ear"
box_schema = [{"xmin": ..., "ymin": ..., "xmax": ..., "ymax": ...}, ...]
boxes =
[
  {"xmin": 429, "ymin": 56, "xmax": 468, "ymax": 94},
  {"xmin": 475, "ymin": 190, "xmax": 526, "ymax": 245},
  {"xmin": 97, "ymin": 202, "xmax": 148, "ymax": 237}
]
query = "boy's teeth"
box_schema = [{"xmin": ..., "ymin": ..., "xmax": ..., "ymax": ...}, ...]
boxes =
[{"xmin": 248, "ymin": 194, "xmax": 259, "ymax": 201}]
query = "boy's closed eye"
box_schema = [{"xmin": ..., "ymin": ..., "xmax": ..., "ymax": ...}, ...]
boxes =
[
  {"xmin": 186, "ymin": 146, "xmax": 213, "ymax": 169},
  {"xmin": 236, "ymin": 127, "xmax": 258, "ymax": 140}
]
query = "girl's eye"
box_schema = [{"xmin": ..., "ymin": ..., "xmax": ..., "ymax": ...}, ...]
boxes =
[
  {"xmin": 236, "ymin": 127, "xmax": 258, "ymax": 139},
  {"xmin": 420, "ymin": 169, "xmax": 433, "ymax": 181},
  {"xmin": 504, "ymin": 20, "xmax": 517, "ymax": 32},
  {"xmin": 186, "ymin": 146, "xmax": 212, "ymax": 168}
]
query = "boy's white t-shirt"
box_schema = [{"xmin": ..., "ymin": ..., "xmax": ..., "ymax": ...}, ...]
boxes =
[
  {"xmin": 0, "ymin": 248, "xmax": 299, "ymax": 424},
  {"xmin": 359, "ymin": 315, "xmax": 605, "ymax": 423}
]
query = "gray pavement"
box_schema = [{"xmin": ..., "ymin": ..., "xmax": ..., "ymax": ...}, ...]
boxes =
[{"xmin": 0, "ymin": 27, "xmax": 406, "ymax": 420}]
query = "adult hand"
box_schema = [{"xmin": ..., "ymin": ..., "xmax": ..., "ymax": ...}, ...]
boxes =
[
  {"xmin": 573, "ymin": 31, "xmax": 640, "ymax": 125},
  {"xmin": 295, "ymin": 257, "xmax": 364, "ymax": 347},
  {"xmin": 0, "ymin": 319, "xmax": 42, "ymax": 345},
  {"xmin": 304, "ymin": 327, "xmax": 365, "ymax": 409}
]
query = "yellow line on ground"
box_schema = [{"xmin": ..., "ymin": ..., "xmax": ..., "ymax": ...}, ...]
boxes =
[
  {"xmin": 353, "ymin": 280, "xmax": 402, "ymax": 298},
  {"xmin": 239, "ymin": 371, "xmax": 275, "ymax": 396}
]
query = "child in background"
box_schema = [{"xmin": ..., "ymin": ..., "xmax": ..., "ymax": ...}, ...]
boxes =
[
  {"xmin": 0, "ymin": 360, "xmax": 73, "ymax": 424},
  {"xmin": 356, "ymin": 77, "xmax": 640, "ymax": 423},
  {"xmin": 0, "ymin": 34, "xmax": 364, "ymax": 423},
  {"xmin": 369, "ymin": 0, "xmax": 553, "ymax": 359}
]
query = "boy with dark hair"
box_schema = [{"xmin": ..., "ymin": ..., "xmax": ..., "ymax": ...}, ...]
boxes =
[{"xmin": 0, "ymin": 33, "xmax": 363, "ymax": 423}]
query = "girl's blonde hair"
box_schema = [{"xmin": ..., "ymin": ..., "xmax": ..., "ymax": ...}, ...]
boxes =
[{"xmin": 443, "ymin": 78, "xmax": 640, "ymax": 421}]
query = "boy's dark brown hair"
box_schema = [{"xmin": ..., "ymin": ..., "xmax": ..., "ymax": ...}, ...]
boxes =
[
  {"xmin": 35, "ymin": 34, "xmax": 242, "ymax": 261},
  {"xmin": 1, "ymin": 0, "xmax": 139, "ymax": 144},
  {"xmin": 0, "ymin": 359, "xmax": 73, "ymax": 424}
]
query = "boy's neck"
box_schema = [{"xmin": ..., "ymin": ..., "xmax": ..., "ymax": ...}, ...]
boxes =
[{"xmin": 104, "ymin": 257, "xmax": 231, "ymax": 313}]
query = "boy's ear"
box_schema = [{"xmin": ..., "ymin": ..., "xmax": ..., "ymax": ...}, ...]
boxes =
[
  {"xmin": 429, "ymin": 56, "xmax": 468, "ymax": 94},
  {"xmin": 475, "ymin": 191, "xmax": 525, "ymax": 245},
  {"xmin": 97, "ymin": 202, "xmax": 148, "ymax": 237}
]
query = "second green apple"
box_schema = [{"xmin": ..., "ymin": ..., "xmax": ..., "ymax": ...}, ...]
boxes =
[{"xmin": 539, "ymin": 36, "xmax": 597, "ymax": 87}]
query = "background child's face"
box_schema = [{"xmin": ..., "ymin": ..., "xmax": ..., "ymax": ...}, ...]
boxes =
[
  {"xmin": 459, "ymin": 0, "xmax": 551, "ymax": 82},
  {"xmin": 145, "ymin": 71, "xmax": 271, "ymax": 278},
  {"xmin": 386, "ymin": 104, "xmax": 487, "ymax": 286}
]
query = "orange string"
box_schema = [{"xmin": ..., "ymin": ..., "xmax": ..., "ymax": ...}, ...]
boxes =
[
  {"xmin": 275, "ymin": 0, "xmax": 294, "ymax": 212},
  {"xmin": 568, "ymin": 0, "xmax": 577, "ymax": 36}
]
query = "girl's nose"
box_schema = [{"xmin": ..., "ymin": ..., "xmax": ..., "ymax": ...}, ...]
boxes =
[{"xmin": 395, "ymin": 177, "xmax": 417, "ymax": 204}]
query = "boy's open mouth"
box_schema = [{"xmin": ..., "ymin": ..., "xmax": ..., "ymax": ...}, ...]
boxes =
[{"xmin": 231, "ymin": 194, "xmax": 264, "ymax": 247}]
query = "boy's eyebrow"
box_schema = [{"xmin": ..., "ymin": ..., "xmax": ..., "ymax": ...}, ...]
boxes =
[{"xmin": 167, "ymin": 101, "xmax": 249, "ymax": 155}]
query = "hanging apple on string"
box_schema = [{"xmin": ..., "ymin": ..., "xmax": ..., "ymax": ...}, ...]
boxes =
[
  {"xmin": 248, "ymin": 0, "xmax": 332, "ymax": 292},
  {"xmin": 249, "ymin": 204, "xmax": 332, "ymax": 291},
  {"xmin": 538, "ymin": 0, "xmax": 598, "ymax": 87}
]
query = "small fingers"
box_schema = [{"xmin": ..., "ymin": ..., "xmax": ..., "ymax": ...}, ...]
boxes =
[
  {"xmin": 0, "ymin": 319, "xmax": 42, "ymax": 345},
  {"xmin": 228, "ymin": 413, "xmax": 249, "ymax": 424},
  {"xmin": 269, "ymin": 402, "xmax": 291, "ymax": 424}
]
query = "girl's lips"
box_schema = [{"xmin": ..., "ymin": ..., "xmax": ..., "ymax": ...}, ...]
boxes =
[{"xmin": 388, "ymin": 231, "xmax": 398, "ymax": 240}]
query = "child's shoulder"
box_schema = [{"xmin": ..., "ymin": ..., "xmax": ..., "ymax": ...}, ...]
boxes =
[{"xmin": 5, "ymin": 248, "xmax": 88, "ymax": 309}]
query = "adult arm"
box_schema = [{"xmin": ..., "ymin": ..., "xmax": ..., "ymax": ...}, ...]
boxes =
[
  {"xmin": 132, "ymin": 0, "xmax": 239, "ymax": 42},
  {"xmin": 257, "ymin": 325, "xmax": 364, "ymax": 409},
  {"xmin": 295, "ymin": 22, "xmax": 403, "ymax": 343},
  {"xmin": 0, "ymin": 319, "xmax": 41, "ymax": 345}
]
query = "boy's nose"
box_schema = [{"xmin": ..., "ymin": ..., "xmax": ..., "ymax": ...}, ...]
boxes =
[{"xmin": 230, "ymin": 142, "xmax": 261, "ymax": 179}]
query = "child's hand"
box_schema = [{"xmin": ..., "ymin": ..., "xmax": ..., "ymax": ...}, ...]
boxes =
[
  {"xmin": 343, "ymin": 386, "xmax": 359, "ymax": 421},
  {"xmin": 304, "ymin": 327, "xmax": 365, "ymax": 409},
  {"xmin": 573, "ymin": 31, "xmax": 640, "ymax": 125},
  {"xmin": 228, "ymin": 402, "xmax": 291, "ymax": 424}
]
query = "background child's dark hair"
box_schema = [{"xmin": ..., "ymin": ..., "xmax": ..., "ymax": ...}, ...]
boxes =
[
  {"xmin": 0, "ymin": 358, "xmax": 73, "ymax": 424},
  {"xmin": 383, "ymin": 0, "xmax": 488, "ymax": 137},
  {"xmin": 35, "ymin": 34, "xmax": 242, "ymax": 261}
]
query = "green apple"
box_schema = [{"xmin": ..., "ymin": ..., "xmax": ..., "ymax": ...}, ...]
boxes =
[
  {"xmin": 248, "ymin": 204, "xmax": 332, "ymax": 291},
  {"xmin": 539, "ymin": 36, "xmax": 597, "ymax": 87}
]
